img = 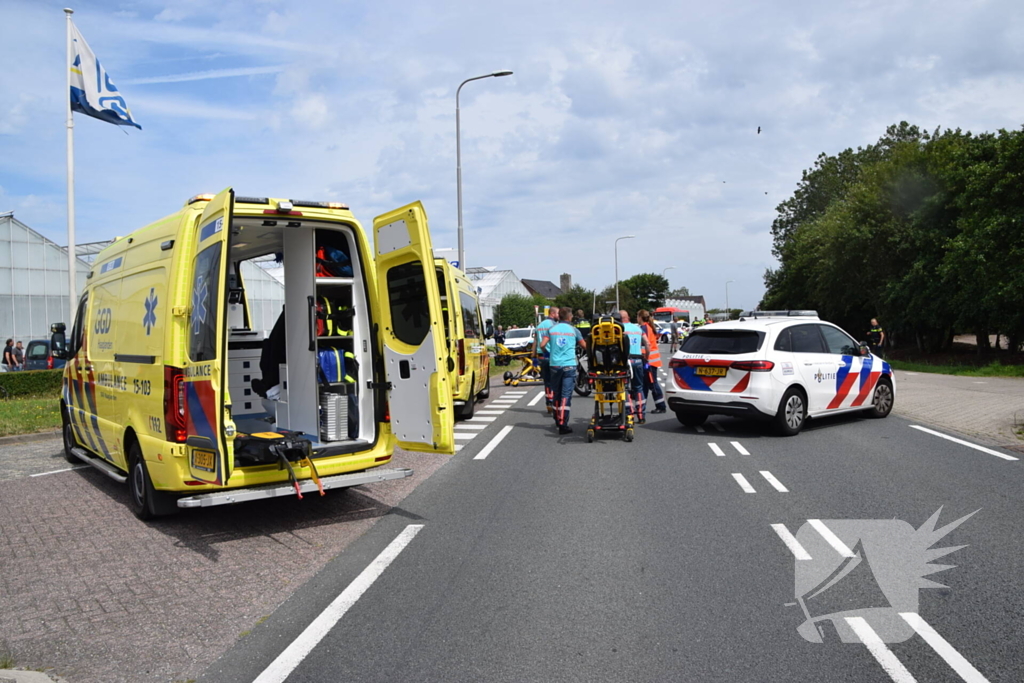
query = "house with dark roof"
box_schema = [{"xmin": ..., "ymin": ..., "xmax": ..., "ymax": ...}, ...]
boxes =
[{"xmin": 521, "ymin": 278, "xmax": 562, "ymax": 300}]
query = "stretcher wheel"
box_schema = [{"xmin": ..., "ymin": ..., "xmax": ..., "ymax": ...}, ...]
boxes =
[
  {"xmin": 586, "ymin": 429, "xmax": 594, "ymax": 443},
  {"xmin": 503, "ymin": 371, "xmax": 512, "ymax": 382},
  {"xmin": 512, "ymin": 379, "xmax": 519, "ymax": 387},
  {"xmin": 624, "ymin": 428, "xmax": 634, "ymax": 442}
]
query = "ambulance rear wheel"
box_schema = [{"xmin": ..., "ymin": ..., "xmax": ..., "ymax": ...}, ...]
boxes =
[
  {"xmin": 127, "ymin": 441, "xmax": 174, "ymax": 520},
  {"xmin": 61, "ymin": 407, "xmax": 79, "ymax": 464},
  {"xmin": 456, "ymin": 380, "xmax": 476, "ymax": 420},
  {"xmin": 478, "ymin": 374, "xmax": 491, "ymax": 400}
]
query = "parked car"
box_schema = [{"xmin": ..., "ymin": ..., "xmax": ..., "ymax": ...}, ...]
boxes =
[{"xmin": 24, "ymin": 339, "xmax": 66, "ymax": 371}]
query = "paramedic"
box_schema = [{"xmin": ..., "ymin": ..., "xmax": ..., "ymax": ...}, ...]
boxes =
[
  {"xmin": 534, "ymin": 307, "xmax": 559, "ymax": 412},
  {"xmin": 638, "ymin": 310, "xmax": 667, "ymax": 414},
  {"xmin": 620, "ymin": 310, "xmax": 650, "ymax": 423},
  {"xmin": 541, "ymin": 307, "xmax": 587, "ymax": 434},
  {"xmin": 252, "ymin": 308, "xmax": 286, "ymax": 416}
]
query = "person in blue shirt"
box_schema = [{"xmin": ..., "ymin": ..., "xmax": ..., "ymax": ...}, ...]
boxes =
[
  {"xmin": 541, "ymin": 307, "xmax": 587, "ymax": 434},
  {"xmin": 534, "ymin": 307, "xmax": 559, "ymax": 412},
  {"xmin": 620, "ymin": 310, "xmax": 650, "ymax": 423}
]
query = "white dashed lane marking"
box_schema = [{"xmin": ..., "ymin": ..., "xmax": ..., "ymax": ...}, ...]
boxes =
[
  {"xmin": 475, "ymin": 410, "xmax": 505, "ymax": 415},
  {"xmin": 474, "ymin": 425, "xmax": 514, "ymax": 461},
  {"xmin": 731, "ymin": 473, "xmax": 756, "ymax": 493},
  {"xmin": 759, "ymin": 470, "xmax": 789, "ymax": 492},
  {"xmin": 528, "ymin": 391, "xmax": 545, "ymax": 406},
  {"xmin": 808, "ymin": 519, "xmax": 856, "ymax": 558},
  {"xmin": 731, "ymin": 441, "xmax": 750, "ymax": 455},
  {"xmin": 708, "ymin": 443, "xmax": 726, "ymax": 457},
  {"xmin": 899, "ymin": 613, "xmax": 991, "ymax": 682},
  {"xmin": 454, "ymin": 445, "xmax": 464, "ymax": 452},
  {"xmin": 845, "ymin": 617, "xmax": 918, "ymax": 683},
  {"xmin": 695, "ymin": 425, "xmax": 706, "ymax": 433},
  {"xmin": 467, "ymin": 416, "xmax": 497, "ymax": 423},
  {"xmin": 453, "ymin": 432, "xmax": 476, "ymax": 441},
  {"xmin": 770, "ymin": 524, "xmax": 812, "ymax": 560},
  {"xmin": 454, "ymin": 424, "xmax": 487, "ymax": 431},
  {"xmin": 711, "ymin": 422, "xmax": 725, "ymax": 432}
]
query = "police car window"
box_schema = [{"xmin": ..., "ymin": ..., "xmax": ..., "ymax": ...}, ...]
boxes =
[
  {"xmin": 387, "ymin": 261, "xmax": 430, "ymax": 346},
  {"xmin": 790, "ymin": 324, "xmax": 826, "ymax": 354},
  {"xmin": 459, "ymin": 292, "xmax": 479, "ymax": 339},
  {"xmin": 773, "ymin": 328, "xmax": 792, "ymax": 352},
  {"xmin": 189, "ymin": 243, "xmax": 222, "ymax": 362},
  {"xmin": 819, "ymin": 324, "xmax": 859, "ymax": 355},
  {"xmin": 680, "ymin": 329, "xmax": 765, "ymax": 354}
]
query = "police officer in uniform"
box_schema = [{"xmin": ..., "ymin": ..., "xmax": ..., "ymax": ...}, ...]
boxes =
[{"xmin": 867, "ymin": 318, "xmax": 886, "ymax": 357}]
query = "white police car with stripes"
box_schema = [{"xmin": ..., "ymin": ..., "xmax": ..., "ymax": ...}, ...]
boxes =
[{"xmin": 665, "ymin": 311, "xmax": 895, "ymax": 435}]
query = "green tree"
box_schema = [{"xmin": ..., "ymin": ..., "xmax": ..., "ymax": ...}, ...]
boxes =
[
  {"xmin": 620, "ymin": 273, "xmax": 670, "ymax": 312},
  {"xmin": 495, "ymin": 293, "xmax": 536, "ymax": 329},
  {"xmin": 553, "ymin": 284, "xmax": 596, "ymax": 315},
  {"xmin": 596, "ymin": 284, "xmax": 636, "ymax": 316},
  {"xmin": 667, "ymin": 286, "xmax": 691, "ymax": 298}
]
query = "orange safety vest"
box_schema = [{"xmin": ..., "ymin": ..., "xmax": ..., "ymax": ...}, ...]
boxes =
[{"xmin": 642, "ymin": 322, "xmax": 661, "ymax": 367}]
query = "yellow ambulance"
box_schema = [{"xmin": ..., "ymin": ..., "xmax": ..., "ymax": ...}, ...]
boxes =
[
  {"xmin": 52, "ymin": 189, "xmax": 455, "ymax": 519},
  {"xmin": 434, "ymin": 259, "xmax": 490, "ymax": 419}
]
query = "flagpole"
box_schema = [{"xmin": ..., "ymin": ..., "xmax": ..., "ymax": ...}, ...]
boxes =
[{"xmin": 64, "ymin": 7, "xmax": 77, "ymax": 317}]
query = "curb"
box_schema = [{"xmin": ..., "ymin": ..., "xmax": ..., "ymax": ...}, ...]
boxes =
[
  {"xmin": 0, "ymin": 670, "xmax": 62, "ymax": 683},
  {"xmin": 0, "ymin": 431, "xmax": 60, "ymax": 446}
]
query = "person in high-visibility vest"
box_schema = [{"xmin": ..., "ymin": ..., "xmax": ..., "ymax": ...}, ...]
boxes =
[
  {"xmin": 620, "ymin": 310, "xmax": 651, "ymax": 424},
  {"xmin": 638, "ymin": 310, "xmax": 667, "ymax": 414}
]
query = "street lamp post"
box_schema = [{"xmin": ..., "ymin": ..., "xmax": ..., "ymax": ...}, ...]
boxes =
[
  {"xmin": 662, "ymin": 266, "xmax": 675, "ymax": 278},
  {"xmin": 614, "ymin": 235, "xmax": 635, "ymax": 311},
  {"xmin": 456, "ymin": 69, "xmax": 513, "ymax": 271},
  {"xmin": 725, "ymin": 280, "xmax": 734, "ymax": 319}
]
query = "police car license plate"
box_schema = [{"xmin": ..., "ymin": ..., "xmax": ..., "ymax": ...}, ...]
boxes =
[
  {"xmin": 192, "ymin": 449, "xmax": 216, "ymax": 472},
  {"xmin": 695, "ymin": 366, "xmax": 728, "ymax": 377}
]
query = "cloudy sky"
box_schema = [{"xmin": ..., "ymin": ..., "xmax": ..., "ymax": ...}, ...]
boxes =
[{"xmin": 2, "ymin": 0, "xmax": 1023, "ymax": 310}]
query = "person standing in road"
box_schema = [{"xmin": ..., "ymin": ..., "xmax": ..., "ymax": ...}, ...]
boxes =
[
  {"xmin": 1, "ymin": 339, "xmax": 13, "ymax": 372},
  {"xmin": 620, "ymin": 310, "xmax": 650, "ymax": 424},
  {"xmin": 534, "ymin": 307, "xmax": 559, "ymax": 412},
  {"xmin": 638, "ymin": 311, "xmax": 667, "ymax": 414},
  {"xmin": 669, "ymin": 316, "xmax": 680, "ymax": 353},
  {"xmin": 494, "ymin": 325, "xmax": 505, "ymax": 346},
  {"xmin": 575, "ymin": 309, "xmax": 592, "ymax": 339},
  {"xmin": 867, "ymin": 318, "xmax": 886, "ymax": 356},
  {"xmin": 12, "ymin": 341, "xmax": 24, "ymax": 371},
  {"xmin": 541, "ymin": 307, "xmax": 587, "ymax": 434}
]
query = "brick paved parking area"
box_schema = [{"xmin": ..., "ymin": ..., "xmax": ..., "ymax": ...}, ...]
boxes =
[{"xmin": 0, "ymin": 438, "xmax": 449, "ymax": 683}]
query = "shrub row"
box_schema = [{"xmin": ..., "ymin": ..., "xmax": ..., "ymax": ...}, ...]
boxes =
[{"xmin": 0, "ymin": 369, "xmax": 64, "ymax": 398}]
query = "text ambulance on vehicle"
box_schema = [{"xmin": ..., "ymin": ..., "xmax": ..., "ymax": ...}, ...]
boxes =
[
  {"xmin": 435, "ymin": 259, "xmax": 491, "ymax": 420},
  {"xmin": 665, "ymin": 311, "xmax": 895, "ymax": 435},
  {"xmin": 51, "ymin": 189, "xmax": 455, "ymax": 518}
]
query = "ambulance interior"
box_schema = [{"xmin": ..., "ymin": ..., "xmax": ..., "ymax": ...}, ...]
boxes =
[{"xmin": 224, "ymin": 218, "xmax": 372, "ymax": 452}]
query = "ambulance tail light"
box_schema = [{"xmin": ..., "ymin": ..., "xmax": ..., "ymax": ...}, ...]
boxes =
[
  {"xmin": 164, "ymin": 366, "xmax": 188, "ymax": 443},
  {"xmin": 457, "ymin": 339, "xmax": 466, "ymax": 375},
  {"xmin": 731, "ymin": 360, "xmax": 775, "ymax": 372}
]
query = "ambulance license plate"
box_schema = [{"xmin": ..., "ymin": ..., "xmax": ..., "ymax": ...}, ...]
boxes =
[
  {"xmin": 192, "ymin": 449, "xmax": 216, "ymax": 472},
  {"xmin": 695, "ymin": 366, "xmax": 728, "ymax": 377}
]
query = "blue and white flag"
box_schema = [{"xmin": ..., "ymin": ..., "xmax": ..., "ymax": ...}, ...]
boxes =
[{"xmin": 68, "ymin": 21, "xmax": 141, "ymax": 129}]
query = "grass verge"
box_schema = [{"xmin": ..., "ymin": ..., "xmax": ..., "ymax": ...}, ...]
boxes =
[
  {"xmin": 887, "ymin": 359, "xmax": 1024, "ymax": 378},
  {"xmin": 0, "ymin": 396, "xmax": 62, "ymax": 438}
]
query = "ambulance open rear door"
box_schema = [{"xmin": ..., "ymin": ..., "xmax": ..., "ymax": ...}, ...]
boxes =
[
  {"xmin": 184, "ymin": 188, "xmax": 234, "ymax": 484},
  {"xmin": 373, "ymin": 202, "xmax": 455, "ymax": 454}
]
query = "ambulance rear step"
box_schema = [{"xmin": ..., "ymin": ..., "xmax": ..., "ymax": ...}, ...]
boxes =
[
  {"xmin": 68, "ymin": 446, "xmax": 128, "ymax": 484},
  {"xmin": 176, "ymin": 467, "xmax": 414, "ymax": 508}
]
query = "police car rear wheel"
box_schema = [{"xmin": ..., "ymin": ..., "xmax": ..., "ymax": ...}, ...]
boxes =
[
  {"xmin": 775, "ymin": 387, "xmax": 806, "ymax": 436},
  {"xmin": 675, "ymin": 411, "xmax": 707, "ymax": 428},
  {"xmin": 868, "ymin": 378, "xmax": 894, "ymax": 418}
]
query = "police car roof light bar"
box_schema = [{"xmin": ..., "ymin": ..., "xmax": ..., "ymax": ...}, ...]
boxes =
[{"xmin": 738, "ymin": 310, "xmax": 819, "ymax": 320}]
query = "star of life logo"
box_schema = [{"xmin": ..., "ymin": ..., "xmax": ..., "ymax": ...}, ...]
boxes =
[
  {"xmin": 191, "ymin": 275, "xmax": 208, "ymax": 336},
  {"xmin": 788, "ymin": 508, "xmax": 976, "ymax": 644},
  {"xmin": 143, "ymin": 288, "xmax": 158, "ymax": 335}
]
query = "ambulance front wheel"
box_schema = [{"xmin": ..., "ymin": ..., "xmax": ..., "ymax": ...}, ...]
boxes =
[
  {"xmin": 61, "ymin": 406, "xmax": 78, "ymax": 464},
  {"xmin": 128, "ymin": 441, "xmax": 175, "ymax": 520}
]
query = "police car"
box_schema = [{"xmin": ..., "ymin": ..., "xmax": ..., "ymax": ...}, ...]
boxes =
[{"xmin": 665, "ymin": 311, "xmax": 894, "ymax": 435}]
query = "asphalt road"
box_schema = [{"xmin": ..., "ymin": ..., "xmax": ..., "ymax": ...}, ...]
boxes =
[{"xmin": 200, "ymin": 380, "xmax": 1023, "ymax": 683}]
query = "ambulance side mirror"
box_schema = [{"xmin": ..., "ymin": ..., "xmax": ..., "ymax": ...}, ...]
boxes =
[{"xmin": 50, "ymin": 323, "xmax": 68, "ymax": 360}]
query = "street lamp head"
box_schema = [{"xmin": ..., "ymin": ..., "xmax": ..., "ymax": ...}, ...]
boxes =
[{"xmin": 492, "ymin": 70, "xmax": 514, "ymax": 77}]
